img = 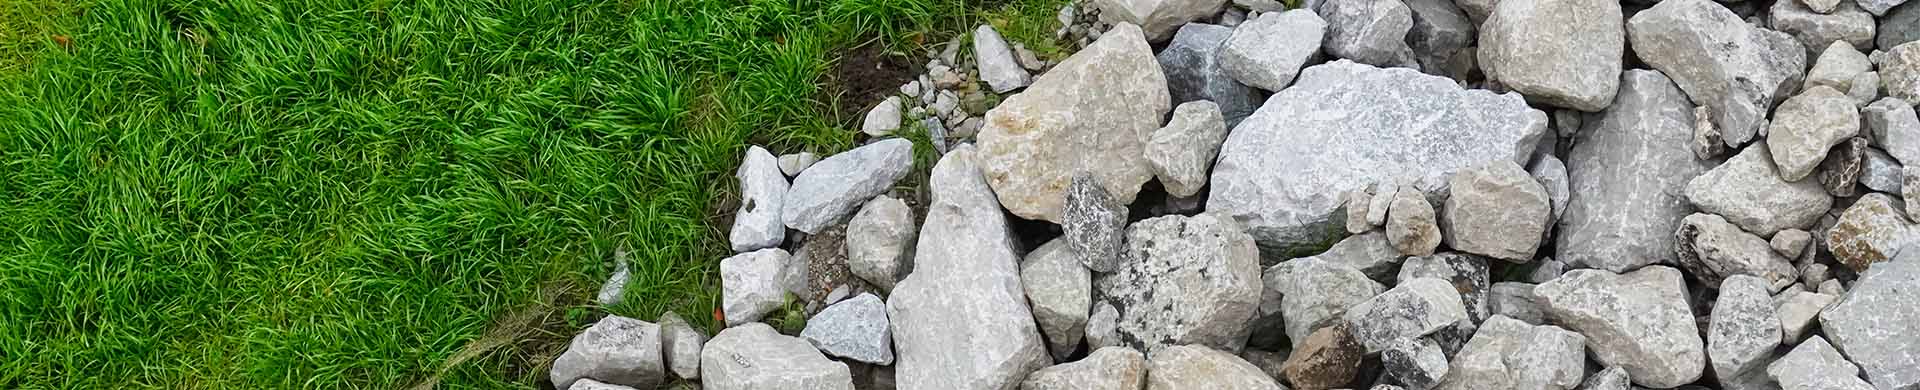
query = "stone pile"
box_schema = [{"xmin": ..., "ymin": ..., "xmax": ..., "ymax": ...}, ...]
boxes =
[{"xmin": 553, "ymin": 0, "xmax": 1920, "ymax": 387}]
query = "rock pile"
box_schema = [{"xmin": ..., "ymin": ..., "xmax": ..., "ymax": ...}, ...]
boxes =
[{"xmin": 553, "ymin": 0, "xmax": 1920, "ymax": 387}]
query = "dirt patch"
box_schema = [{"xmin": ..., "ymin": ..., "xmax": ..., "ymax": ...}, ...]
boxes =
[{"xmin": 827, "ymin": 41, "xmax": 917, "ymax": 126}]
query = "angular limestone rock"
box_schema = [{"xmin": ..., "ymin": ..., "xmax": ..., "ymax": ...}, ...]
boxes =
[
  {"xmin": 1144, "ymin": 100, "xmax": 1228, "ymax": 198},
  {"xmin": 783, "ymin": 139, "xmax": 914, "ymax": 233},
  {"xmin": 1628, "ymin": 0, "xmax": 1808, "ymax": 146},
  {"xmin": 1535, "ymin": 266, "xmax": 1704, "ymax": 388},
  {"xmin": 1341, "ymin": 277, "xmax": 1469, "ymax": 353},
  {"xmin": 1019, "ymin": 347, "xmax": 1148, "ymax": 390},
  {"xmin": 1674, "ymin": 213, "xmax": 1800, "ymax": 289},
  {"xmin": 1558, "ymin": 70, "xmax": 1713, "ymax": 272},
  {"xmin": 1441, "ymin": 160, "xmax": 1552, "ymax": 262},
  {"xmin": 1477, "ymin": 0, "xmax": 1623, "ymax": 111},
  {"xmin": 1158, "ymin": 24, "xmax": 1261, "ymax": 124},
  {"xmin": 1819, "ymin": 256, "xmax": 1920, "ymax": 389},
  {"xmin": 1685, "ymin": 144, "xmax": 1833, "ymax": 237},
  {"xmin": 732, "ymin": 146, "xmax": 789, "ymax": 252},
  {"xmin": 702, "ymin": 323, "xmax": 853, "ymax": 390},
  {"xmin": 1146, "ymin": 345, "xmax": 1286, "ymax": 390},
  {"xmin": 1766, "ymin": 86, "xmax": 1860, "ymax": 182},
  {"xmin": 552, "ymin": 316, "xmax": 665, "ymax": 390},
  {"xmin": 1218, "ymin": 10, "xmax": 1326, "ymax": 92},
  {"xmin": 1096, "ymin": 213, "xmax": 1263, "ymax": 353},
  {"xmin": 1020, "ymin": 239, "xmax": 1092, "ymax": 361}
]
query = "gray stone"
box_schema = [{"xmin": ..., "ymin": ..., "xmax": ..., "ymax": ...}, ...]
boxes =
[
  {"xmin": 863, "ymin": 97, "xmax": 903, "ymax": 136},
  {"xmin": 1209, "ymin": 60, "xmax": 1545, "ymax": 255},
  {"xmin": 1558, "ymin": 70, "xmax": 1713, "ymax": 273},
  {"xmin": 973, "ymin": 25, "xmax": 1032, "ymax": 94},
  {"xmin": 1020, "ymin": 239, "xmax": 1091, "ymax": 361},
  {"xmin": 801, "ymin": 293, "xmax": 893, "ymax": 364},
  {"xmin": 1772, "ymin": 229, "xmax": 1814, "ymax": 259},
  {"xmin": 1685, "ymin": 144, "xmax": 1834, "ymax": 237},
  {"xmin": 1887, "ymin": 43, "xmax": 1920, "ymax": 107},
  {"xmin": 1770, "ymin": 0, "xmax": 1876, "ymax": 58},
  {"xmin": 1858, "ymin": 0, "xmax": 1908, "ymax": 14},
  {"xmin": 1849, "ymin": 72, "xmax": 1882, "ymax": 106},
  {"xmin": 1282, "ymin": 323, "xmax": 1364, "ymax": 389},
  {"xmin": 1236, "ymin": 0, "xmax": 1288, "ymax": 11},
  {"xmin": 1085, "ymin": 302, "xmax": 1119, "ymax": 350},
  {"xmin": 1861, "ymin": 148, "xmax": 1906, "ymax": 193},
  {"xmin": 659, "ymin": 312, "xmax": 706, "ymax": 380},
  {"xmin": 1819, "ymin": 137, "xmax": 1868, "ymax": 197},
  {"xmin": 1881, "ymin": 1, "xmax": 1920, "ymax": 49},
  {"xmin": 1262, "ymin": 257, "xmax": 1386, "ymax": 350},
  {"xmin": 1776, "ymin": 290, "xmax": 1837, "ymax": 346},
  {"xmin": 1867, "ymin": 98, "xmax": 1920, "ymax": 167},
  {"xmin": 1387, "ymin": 185, "xmax": 1443, "ymax": 257},
  {"xmin": 1342, "ymin": 278, "xmax": 1469, "ymax": 353},
  {"xmin": 1018, "ymin": 347, "xmax": 1148, "ymax": 390},
  {"xmin": 1453, "ymin": 0, "xmax": 1494, "ymax": 24},
  {"xmin": 1801, "ymin": 263, "xmax": 1831, "ymax": 287},
  {"xmin": 1319, "ymin": 229, "xmax": 1406, "ymax": 281},
  {"xmin": 1825, "ymin": 193, "xmax": 1916, "ymax": 272},
  {"xmin": 1804, "ymin": 42, "xmax": 1871, "ymax": 92},
  {"xmin": 1368, "ymin": 186, "xmax": 1395, "ymax": 227},
  {"xmin": 721, "ymin": 248, "xmax": 792, "ymax": 326},
  {"xmin": 1146, "ymin": 345, "xmax": 1286, "ymax": 390},
  {"xmin": 1693, "ymin": 106, "xmax": 1729, "ymax": 160},
  {"xmin": 1441, "ymin": 160, "xmax": 1551, "ymax": 262},
  {"xmin": 1710, "ymin": 275, "xmax": 1782, "ymax": 379},
  {"xmin": 1675, "ymin": 213, "xmax": 1801, "ymax": 289},
  {"xmin": 1063, "ymin": 174, "xmax": 1128, "ymax": 273},
  {"xmin": 1807, "ymin": 0, "xmax": 1844, "ymax": 13},
  {"xmin": 733, "ymin": 146, "xmax": 789, "ymax": 252},
  {"xmin": 702, "ymin": 323, "xmax": 853, "ymax": 390},
  {"xmin": 779, "ymin": 152, "xmax": 819, "ymax": 177},
  {"xmin": 1766, "ymin": 86, "xmax": 1860, "ymax": 182},
  {"xmin": 1144, "ymin": 101, "xmax": 1228, "ymax": 197},
  {"xmin": 1345, "ymin": 190, "xmax": 1375, "ymax": 235},
  {"xmin": 977, "ymin": 24, "xmax": 1167, "ymax": 223},
  {"xmin": 1818, "ymin": 279, "xmax": 1845, "ymax": 295},
  {"xmin": 1157, "ymin": 24, "xmax": 1260, "ymax": 125},
  {"xmin": 1397, "ymin": 253, "xmax": 1491, "ymax": 323},
  {"xmin": 1767, "ymin": 336, "xmax": 1875, "ymax": 390},
  {"xmin": 1819, "ymin": 256, "xmax": 1920, "ymax": 389},
  {"xmin": 847, "ymin": 196, "xmax": 913, "ymax": 292},
  {"xmin": 1528, "ymin": 258, "xmax": 1564, "ymax": 284},
  {"xmin": 1093, "ymin": 0, "xmax": 1229, "ymax": 42},
  {"xmin": 886, "ymin": 146, "xmax": 1049, "ymax": 389},
  {"xmin": 1478, "ymin": 0, "xmax": 1623, "ymax": 111},
  {"xmin": 1218, "ymin": 10, "xmax": 1326, "ymax": 92},
  {"xmin": 784, "ymin": 139, "xmax": 913, "ymax": 233},
  {"xmin": 1580, "ymin": 367, "xmax": 1631, "ymax": 390},
  {"xmin": 552, "ymin": 316, "xmax": 665, "ymax": 390},
  {"xmin": 1097, "ymin": 213, "xmax": 1263, "ymax": 353},
  {"xmin": 567, "ymin": 379, "xmax": 637, "ymax": 390},
  {"xmin": 1628, "ymin": 0, "xmax": 1808, "ymax": 145},
  {"xmin": 1529, "ymin": 154, "xmax": 1570, "ymax": 221},
  {"xmin": 1910, "ymin": 166, "xmax": 1920, "ymax": 219},
  {"xmin": 597, "ymin": 250, "xmax": 630, "ymax": 306},
  {"xmin": 1321, "ymin": 0, "xmax": 1418, "ymax": 68},
  {"xmin": 1434, "ymin": 315, "xmax": 1586, "ymax": 390},
  {"xmin": 1382, "ymin": 338, "xmax": 1448, "ymax": 390},
  {"xmin": 1535, "ymin": 266, "xmax": 1705, "ymax": 388},
  {"xmin": 1489, "ymin": 282, "xmax": 1545, "ymax": 325},
  {"xmin": 930, "ymin": 91, "xmax": 958, "ymax": 119},
  {"xmin": 1404, "ymin": 0, "xmax": 1474, "ymax": 79}
]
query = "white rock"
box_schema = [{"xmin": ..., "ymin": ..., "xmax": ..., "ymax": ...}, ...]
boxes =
[
  {"xmin": 1709, "ymin": 275, "xmax": 1782, "ymax": 379},
  {"xmin": 1145, "ymin": 345, "xmax": 1285, "ymax": 390},
  {"xmin": 1434, "ymin": 315, "xmax": 1586, "ymax": 390},
  {"xmin": 846, "ymin": 195, "xmax": 914, "ymax": 292},
  {"xmin": 1020, "ymin": 239, "xmax": 1091, "ymax": 361},
  {"xmin": 1535, "ymin": 266, "xmax": 1704, "ymax": 388},
  {"xmin": 1849, "ymin": 71, "xmax": 1882, "ymax": 106},
  {"xmin": 1767, "ymin": 336, "xmax": 1875, "ymax": 390},
  {"xmin": 1218, "ymin": 10, "xmax": 1327, "ymax": 91},
  {"xmin": 783, "ymin": 139, "xmax": 913, "ymax": 233},
  {"xmin": 1144, "ymin": 100, "xmax": 1227, "ymax": 197},
  {"xmin": 720, "ymin": 249, "xmax": 791, "ymax": 326},
  {"xmin": 973, "ymin": 25, "xmax": 1032, "ymax": 93},
  {"xmin": 1387, "ymin": 185, "xmax": 1443, "ymax": 257},
  {"xmin": 1866, "ymin": 98, "xmax": 1920, "ymax": 167},
  {"xmin": 1674, "ymin": 213, "xmax": 1800, "ymax": 289},
  {"xmin": 862, "ymin": 97, "xmax": 903, "ymax": 137},
  {"xmin": 1529, "ymin": 154, "xmax": 1570, "ymax": 221},
  {"xmin": 1092, "ymin": 0, "xmax": 1229, "ymax": 41},
  {"xmin": 1769, "ymin": 0, "xmax": 1876, "ymax": 59},
  {"xmin": 732, "ymin": 146, "xmax": 789, "ymax": 252},
  {"xmin": 1019, "ymin": 347, "xmax": 1147, "ymax": 390},
  {"xmin": 1804, "ymin": 42, "xmax": 1872, "ymax": 92},
  {"xmin": 1341, "ymin": 278, "xmax": 1469, "ymax": 353},
  {"xmin": 779, "ymin": 152, "xmax": 819, "ymax": 177},
  {"xmin": 1889, "ymin": 42, "xmax": 1920, "ymax": 105},
  {"xmin": 1766, "ymin": 86, "xmax": 1860, "ymax": 182},
  {"xmin": 1096, "ymin": 213, "xmax": 1263, "ymax": 353},
  {"xmin": 658, "ymin": 312, "xmax": 706, "ymax": 380},
  {"xmin": 1771, "ymin": 228, "xmax": 1814, "ymax": 259},
  {"xmin": 1819, "ymin": 256, "xmax": 1920, "ymax": 389},
  {"xmin": 1441, "ymin": 160, "xmax": 1551, "ymax": 262},
  {"xmin": 976, "ymin": 23, "xmax": 1168, "ymax": 223},
  {"xmin": 801, "ymin": 293, "xmax": 893, "ymax": 364},
  {"xmin": 702, "ymin": 323, "xmax": 853, "ymax": 390},
  {"xmin": 1776, "ymin": 290, "xmax": 1837, "ymax": 346},
  {"xmin": 1556, "ymin": 71, "xmax": 1711, "ymax": 273},
  {"xmin": 1628, "ymin": 0, "xmax": 1807, "ymax": 146},
  {"xmin": 552, "ymin": 316, "xmax": 665, "ymax": 390},
  {"xmin": 1685, "ymin": 144, "xmax": 1834, "ymax": 237},
  {"xmin": 1477, "ymin": 0, "xmax": 1623, "ymax": 111}
]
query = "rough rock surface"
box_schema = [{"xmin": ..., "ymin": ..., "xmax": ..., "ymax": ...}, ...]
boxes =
[
  {"xmin": 1558, "ymin": 70, "xmax": 1712, "ymax": 272},
  {"xmin": 1441, "ymin": 160, "xmax": 1551, "ymax": 262},
  {"xmin": 1477, "ymin": 0, "xmax": 1622, "ymax": 111},
  {"xmin": 1861, "ymin": 148, "xmax": 1906, "ymax": 193},
  {"xmin": 1489, "ymin": 282, "xmax": 1545, "ymax": 325},
  {"xmin": 1868, "ymin": 98, "xmax": 1920, "ymax": 167},
  {"xmin": 1282, "ymin": 323, "xmax": 1364, "ymax": 389},
  {"xmin": 1767, "ymin": 86, "xmax": 1860, "ymax": 182},
  {"xmin": 1341, "ymin": 277, "xmax": 1469, "ymax": 353},
  {"xmin": 1777, "ymin": 290, "xmax": 1838, "ymax": 346},
  {"xmin": 1397, "ymin": 253, "xmax": 1491, "ymax": 323},
  {"xmin": 1210, "ymin": 60, "xmax": 1545, "ymax": 254},
  {"xmin": 1381, "ymin": 338, "xmax": 1448, "ymax": 390},
  {"xmin": 1096, "ymin": 213, "xmax": 1262, "ymax": 353},
  {"xmin": 783, "ymin": 139, "xmax": 913, "ymax": 233},
  {"xmin": 973, "ymin": 25, "xmax": 1032, "ymax": 93},
  {"xmin": 801, "ymin": 293, "xmax": 894, "ymax": 364},
  {"xmin": 1263, "ymin": 257, "xmax": 1387, "ymax": 350},
  {"xmin": 702, "ymin": 323, "xmax": 853, "ymax": 390},
  {"xmin": 1093, "ymin": 0, "xmax": 1230, "ymax": 42},
  {"xmin": 847, "ymin": 196, "xmax": 914, "ymax": 292},
  {"xmin": 1674, "ymin": 213, "xmax": 1799, "ymax": 289},
  {"xmin": 1404, "ymin": 0, "xmax": 1474, "ymax": 78},
  {"xmin": 721, "ymin": 249, "xmax": 791, "ymax": 326},
  {"xmin": 1769, "ymin": 0, "xmax": 1877, "ymax": 58},
  {"xmin": 886, "ymin": 146, "xmax": 1049, "ymax": 389},
  {"xmin": 1019, "ymin": 347, "xmax": 1147, "ymax": 390},
  {"xmin": 1063, "ymin": 173, "xmax": 1129, "ymax": 273},
  {"xmin": 1535, "ymin": 266, "xmax": 1704, "ymax": 388},
  {"xmin": 1882, "ymin": 2, "xmax": 1920, "ymax": 49},
  {"xmin": 1627, "ymin": 0, "xmax": 1807, "ymax": 146},
  {"xmin": 1886, "ymin": 43, "xmax": 1920, "ymax": 108},
  {"xmin": 1145, "ymin": 345, "xmax": 1285, "ymax": 390},
  {"xmin": 1144, "ymin": 101, "xmax": 1228, "ymax": 197},
  {"xmin": 977, "ymin": 23, "xmax": 1168, "ymax": 223},
  {"xmin": 658, "ymin": 312, "xmax": 706, "ymax": 380},
  {"xmin": 1767, "ymin": 336, "xmax": 1875, "ymax": 390},
  {"xmin": 1685, "ymin": 144, "xmax": 1834, "ymax": 237},
  {"xmin": 1580, "ymin": 367, "xmax": 1631, "ymax": 390},
  {"xmin": 1386, "ymin": 185, "xmax": 1443, "ymax": 257},
  {"xmin": 1218, "ymin": 10, "xmax": 1326, "ymax": 92},
  {"xmin": 1826, "ymin": 193, "xmax": 1916, "ymax": 272},
  {"xmin": 1020, "ymin": 239, "xmax": 1091, "ymax": 361},
  {"xmin": 1157, "ymin": 24, "xmax": 1260, "ymax": 124},
  {"xmin": 778, "ymin": 152, "xmax": 817, "ymax": 177},
  {"xmin": 1804, "ymin": 42, "xmax": 1871, "ymax": 92},
  {"xmin": 1819, "ymin": 256, "xmax": 1920, "ymax": 389},
  {"xmin": 1434, "ymin": 315, "xmax": 1586, "ymax": 390},
  {"xmin": 1708, "ymin": 275, "xmax": 1781, "ymax": 380},
  {"xmin": 1320, "ymin": 0, "xmax": 1417, "ymax": 68},
  {"xmin": 1530, "ymin": 154, "xmax": 1570, "ymax": 221},
  {"xmin": 733, "ymin": 146, "xmax": 788, "ymax": 252},
  {"xmin": 552, "ymin": 316, "xmax": 665, "ymax": 390},
  {"xmin": 1819, "ymin": 137, "xmax": 1868, "ymax": 197}
]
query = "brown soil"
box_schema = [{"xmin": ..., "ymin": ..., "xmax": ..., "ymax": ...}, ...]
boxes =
[{"xmin": 827, "ymin": 41, "xmax": 917, "ymax": 127}]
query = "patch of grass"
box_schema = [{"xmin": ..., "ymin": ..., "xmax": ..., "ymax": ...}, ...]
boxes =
[
  {"xmin": 0, "ymin": 0, "xmax": 960, "ymax": 387},
  {"xmin": 979, "ymin": 0, "xmax": 1072, "ymax": 61}
]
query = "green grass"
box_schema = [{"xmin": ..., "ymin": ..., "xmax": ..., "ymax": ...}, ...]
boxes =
[{"xmin": 0, "ymin": 0, "xmax": 1074, "ymax": 388}]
